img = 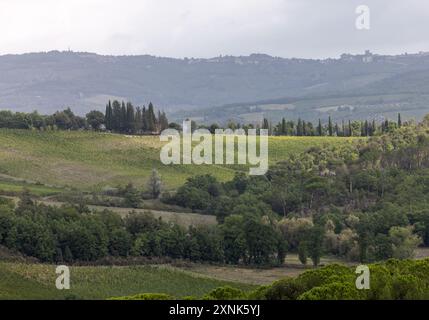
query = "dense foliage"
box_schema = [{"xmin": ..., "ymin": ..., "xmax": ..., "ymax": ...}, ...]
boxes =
[
  {"xmin": 166, "ymin": 115, "xmax": 429, "ymax": 264},
  {"xmin": 0, "ymin": 193, "xmax": 284, "ymax": 265}
]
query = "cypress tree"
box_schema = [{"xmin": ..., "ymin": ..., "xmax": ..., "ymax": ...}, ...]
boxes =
[
  {"xmin": 120, "ymin": 102, "xmax": 127, "ymax": 132},
  {"xmin": 105, "ymin": 100, "xmax": 112, "ymax": 131},
  {"xmin": 297, "ymin": 119, "xmax": 303, "ymax": 136},
  {"xmin": 147, "ymin": 103, "xmax": 157, "ymax": 132},
  {"xmin": 281, "ymin": 118, "xmax": 286, "ymax": 135},
  {"xmin": 141, "ymin": 106, "xmax": 148, "ymax": 132},
  {"xmin": 328, "ymin": 116, "xmax": 333, "ymax": 136},
  {"xmin": 135, "ymin": 107, "xmax": 143, "ymax": 133},
  {"xmin": 112, "ymin": 100, "xmax": 122, "ymax": 132},
  {"xmin": 126, "ymin": 102, "xmax": 135, "ymax": 133}
]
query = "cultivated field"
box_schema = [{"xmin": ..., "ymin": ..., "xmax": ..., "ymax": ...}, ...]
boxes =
[
  {"xmin": 0, "ymin": 129, "xmax": 358, "ymax": 190},
  {"xmin": 0, "ymin": 261, "xmax": 254, "ymax": 300}
]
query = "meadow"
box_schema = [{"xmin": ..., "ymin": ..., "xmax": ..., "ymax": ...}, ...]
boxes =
[{"xmin": 0, "ymin": 129, "xmax": 358, "ymax": 190}]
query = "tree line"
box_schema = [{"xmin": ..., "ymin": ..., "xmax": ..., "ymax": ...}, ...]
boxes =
[
  {"xmin": 0, "ymin": 100, "xmax": 169, "ymax": 134},
  {"xmin": 193, "ymin": 114, "xmax": 405, "ymax": 137},
  {"xmin": 268, "ymin": 113, "xmax": 404, "ymax": 136},
  {"xmin": 0, "ymin": 191, "xmax": 285, "ymax": 265}
]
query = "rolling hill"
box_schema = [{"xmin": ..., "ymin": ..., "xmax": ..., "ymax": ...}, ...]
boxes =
[
  {"xmin": 2, "ymin": 51, "xmax": 429, "ymax": 123},
  {"xmin": 0, "ymin": 129, "xmax": 357, "ymax": 190}
]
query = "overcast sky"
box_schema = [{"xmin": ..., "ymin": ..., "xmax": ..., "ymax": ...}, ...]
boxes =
[{"xmin": 0, "ymin": 0, "xmax": 428, "ymax": 59}]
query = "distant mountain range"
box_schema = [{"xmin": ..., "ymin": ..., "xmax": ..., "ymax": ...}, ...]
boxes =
[{"xmin": 2, "ymin": 50, "xmax": 429, "ymax": 123}]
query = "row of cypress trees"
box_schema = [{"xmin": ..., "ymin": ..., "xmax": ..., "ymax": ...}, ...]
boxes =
[
  {"xmin": 105, "ymin": 100, "xmax": 169, "ymax": 134},
  {"xmin": 270, "ymin": 113, "xmax": 404, "ymax": 137}
]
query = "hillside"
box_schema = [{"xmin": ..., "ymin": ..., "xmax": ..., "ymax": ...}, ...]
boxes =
[
  {"xmin": 0, "ymin": 129, "xmax": 357, "ymax": 190},
  {"xmin": 0, "ymin": 262, "xmax": 254, "ymax": 300},
  {"xmin": 2, "ymin": 51, "xmax": 429, "ymax": 122}
]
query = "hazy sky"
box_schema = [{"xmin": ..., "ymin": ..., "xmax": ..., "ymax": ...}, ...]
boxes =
[{"xmin": 1, "ymin": 0, "xmax": 428, "ymax": 58}]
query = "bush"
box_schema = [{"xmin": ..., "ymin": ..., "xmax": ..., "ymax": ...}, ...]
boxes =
[
  {"xmin": 203, "ymin": 286, "xmax": 246, "ymax": 300},
  {"xmin": 109, "ymin": 293, "xmax": 174, "ymax": 300}
]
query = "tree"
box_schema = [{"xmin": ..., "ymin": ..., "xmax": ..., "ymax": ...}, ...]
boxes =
[
  {"xmin": 111, "ymin": 100, "xmax": 122, "ymax": 131},
  {"xmin": 298, "ymin": 241, "xmax": 308, "ymax": 265},
  {"xmin": 307, "ymin": 225, "xmax": 325, "ymax": 267},
  {"xmin": 109, "ymin": 228, "xmax": 132, "ymax": 257},
  {"xmin": 423, "ymin": 114, "xmax": 429, "ymax": 127},
  {"xmin": 105, "ymin": 101, "xmax": 113, "ymax": 130},
  {"xmin": 297, "ymin": 119, "xmax": 303, "ymax": 136},
  {"xmin": 126, "ymin": 102, "xmax": 135, "ymax": 133},
  {"xmin": 389, "ymin": 226, "xmax": 421, "ymax": 259},
  {"xmin": 120, "ymin": 102, "xmax": 127, "ymax": 132},
  {"xmin": 317, "ymin": 119, "xmax": 323, "ymax": 136},
  {"xmin": 221, "ymin": 215, "xmax": 247, "ymax": 264},
  {"xmin": 147, "ymin": 102, "xmax": 157, "ymax": 132},
  {"xmin": 86, "ymin": 110, "xmax": 105, "ymax": 130},
  {"xmin": 123, "ymin": 183, "xmax": 142, "ymax": 208},
  {"xmin": 328, "ymin": 116, "xmax": 333, "ymax": 136},
  {"xmin": 147, "ymin": 169, "xmax": 162, "ymax": 199}
]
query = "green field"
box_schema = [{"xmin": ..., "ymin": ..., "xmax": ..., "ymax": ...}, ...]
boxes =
[
  {"xmin": 0, "ymin": 179, "xmax": 62, "ymax": 197},
  {"xmin": 0, "ymin": 262, "xmax": 254, "ymax": 300},
  {"xmin": 0, "ymin": 129, "xmax": 358, "ymax": 190}
]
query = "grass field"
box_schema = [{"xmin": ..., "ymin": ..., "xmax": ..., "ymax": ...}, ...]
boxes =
[
  {"xmin": 0, "ymin": 179, "xmax": 63, "ymax": 197},
  {"xmin": 39, "ymin": 199, "xmax": 217, "ymax": 227},
  {"xmin": 0, "ymin": 262, "xmax": 255, "ymax": 300},
  {"xmin": 0, "ymin": 129, "xmax": 358, "ymax": 190}
]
